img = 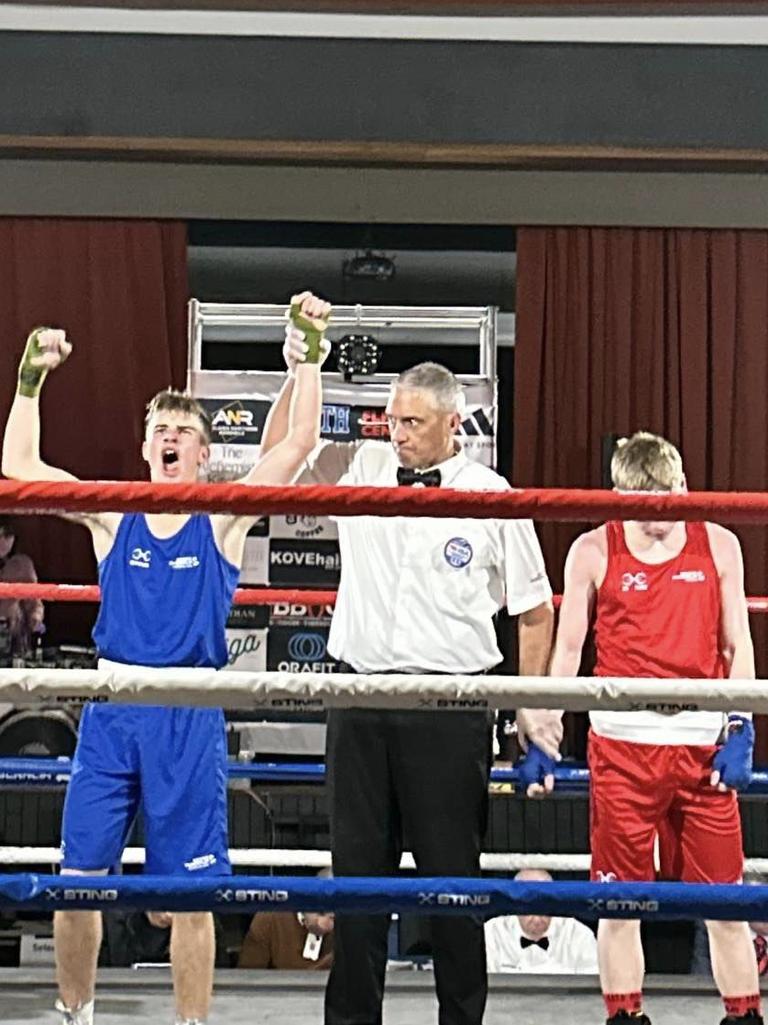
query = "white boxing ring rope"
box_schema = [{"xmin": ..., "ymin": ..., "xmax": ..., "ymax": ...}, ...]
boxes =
[
  {"xmin": 0, "ymin": 666, "xmax": 762, "ymax": 713},
  {"xmin": 0, "ymin": 669, "xmax": 762, "ymax": 884},
  {"xmin": 2, "ymin": 846, "xmax": 768, "ymax": 875},
  {"xmin": 0, "ymin": 848, "xmax": 592, "ymax": 871},
  {"xmin": 4, "ymin": 665, "xmax": 765, "ymax": 884}
]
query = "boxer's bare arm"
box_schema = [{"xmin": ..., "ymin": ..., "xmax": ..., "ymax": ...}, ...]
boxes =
[
  {"xmin": 550, "ymin": 527, "xmax": 606, "ymax": 676},
  {"xmin": 2, "ymin": 328, "xmax": 120, "ymax": 561},
  {"xmin": 707, "ymin": 522, "xmax": 755, "ymax": 681},
  {"xmin": 516, "ymin": 528, "xmax": 605, "ymax": 774},
  {"xmin": 259, "ymin": 291, "xmax": 331, "ymax": 458},
  {"xmin": 213, "ymin": 359, "xmax": 323, "ymax": 565},
  {"xmin": 212, "ymin": 293, "xmax": 330, "ymax": 566}
]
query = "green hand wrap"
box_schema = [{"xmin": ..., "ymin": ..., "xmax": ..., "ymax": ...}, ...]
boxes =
[
  {"xmin": 290, "ymin": 303, "xmax": 329, "ymax": 365},
  {"xmin": 17, "ymin": 328, "xmax": 49, "ymax": 398}
]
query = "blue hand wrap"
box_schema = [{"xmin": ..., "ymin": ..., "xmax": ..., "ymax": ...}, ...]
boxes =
[
  {"xmin": 712, "ymin": 715, "xmax": 754, "ymax": 791},
  {"xmin": 516, "ymin": 743, "xmax": 557, "ymax": 791}
]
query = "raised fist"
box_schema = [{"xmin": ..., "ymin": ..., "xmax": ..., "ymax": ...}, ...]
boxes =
[
  {"xmin": 285, "ymin": 291, "xmax": 332, "ymax": 370},
  {"xmin": 18, "ymin": 328, "xmax": 72, "ymax": 398},
  {"xmin": 26, "ymin": 328, "xmax": 72, "ymax": 372}
]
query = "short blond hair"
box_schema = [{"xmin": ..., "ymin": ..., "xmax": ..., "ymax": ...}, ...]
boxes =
[
  {"xmin": 610, "ymin": 431, "xmax": 683, "ymax": 492},
  {"xmin": 145, "ymin": 389, "xmax": 211, "ymax": 445}
]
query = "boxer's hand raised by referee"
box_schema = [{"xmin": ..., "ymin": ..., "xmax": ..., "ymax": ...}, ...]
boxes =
[{"xmin": 285, "ymin": 291, "xmax": 331, "ymax": 372}]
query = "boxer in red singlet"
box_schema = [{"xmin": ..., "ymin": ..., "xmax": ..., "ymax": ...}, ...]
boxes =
[{"xmin": 549, "ymin": 432, "xmax": 762, "ymax": 1025}]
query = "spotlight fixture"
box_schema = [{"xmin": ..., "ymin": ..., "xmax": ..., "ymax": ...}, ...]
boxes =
[
  {"xmin": 337, "ymin": 334, "xmax": 380, "ymax": 382},
  {"xmin": 342, "ymin": 250, "xmax": 396, "ymax": 282}
]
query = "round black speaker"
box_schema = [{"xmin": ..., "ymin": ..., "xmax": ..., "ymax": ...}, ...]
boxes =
[{"xmin": 0, "ymin": 708, "xmax": 78, "ymax": 757}]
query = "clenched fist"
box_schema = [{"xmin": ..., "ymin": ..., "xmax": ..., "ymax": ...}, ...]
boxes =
[
  {"xmin": 286, "ymin": 291, "xmax": 331, "ymax": 369},
  {"xmin": 18, "ymin": 328, "xmax": 72, "ymax": 398}
]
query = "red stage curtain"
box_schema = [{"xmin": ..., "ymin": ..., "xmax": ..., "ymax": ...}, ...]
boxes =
[
  {"xmin": 514, "ymin": 227, "xmax": 768, "ymax": 756},
  {"xmin": 0, "ymin": 218, "xmax": 188, "ymax": 644}
]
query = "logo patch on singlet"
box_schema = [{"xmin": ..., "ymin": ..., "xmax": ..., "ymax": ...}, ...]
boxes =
[
  {"xmin": 621, "ymin": 571, "xmax": 648, "ymax": 592},
  {"xmin": 444, "ymin": 537, "xmax": 473, "ymax": 569},
  {"xmin": 129, "ymin": 547, "xmax": 151, "ymax": 569},
  {"xmin": 184, "ymin": 853, "xmax": 217, "ymax": 871},
  {"xmin": 672, "ymin": 570, "xmax": 706, "ymax": 583},
  {"xmin": 168, "ymin": 555, "xmax": 201, "ymax": 570}
]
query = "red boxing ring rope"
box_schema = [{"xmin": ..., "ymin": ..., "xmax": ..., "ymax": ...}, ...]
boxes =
[
  {"xmin": 0, "ymin": 583, "xmax": 338, "ymax": 605},
  {"xmin": 3, "ymin": 477, "xmax": 768, "ymax": 608},
  {"xmin": 2, "ymin": 584, "xmax": 768, "ymax": 613},
  {"xmin": 5, "ymin": 478, "xmax": 768, "ymax": 522}
]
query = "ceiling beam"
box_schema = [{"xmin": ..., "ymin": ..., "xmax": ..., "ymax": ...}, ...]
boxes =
[
  {"xmin": 9, "ymin": 0, "xmax": 768, "ymax": 11},
  {"xmin": 1, "ymin": 135, "xmax": 767, "ymax": 173}
]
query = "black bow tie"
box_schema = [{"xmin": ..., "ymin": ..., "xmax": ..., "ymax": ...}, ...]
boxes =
[
  {"xmin": 396, "ymin": 467, "xmax": 442, "ymax": 488},
  {"xmin": 520, "ymin": 936, "xmax": 549, "ymax": 950}
]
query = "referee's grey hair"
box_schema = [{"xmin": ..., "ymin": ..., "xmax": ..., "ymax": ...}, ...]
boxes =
[{"xmin": 394, "ymin": 362, "xmax": 466, "ymax": 416}]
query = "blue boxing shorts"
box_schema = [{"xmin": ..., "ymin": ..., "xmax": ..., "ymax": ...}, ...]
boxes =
[{"xmin": 61, "ymin": 703, "xmax": 230, "ymax": 876}]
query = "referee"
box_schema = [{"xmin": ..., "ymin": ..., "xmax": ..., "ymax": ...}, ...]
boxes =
[{"xmin": 287, "ymin": 361, "xmax": 555, "ymax": 1025}]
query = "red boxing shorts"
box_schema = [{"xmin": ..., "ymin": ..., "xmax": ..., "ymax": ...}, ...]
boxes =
[{"xmin": 588, "ymin": 730, "xmax": 743, "ymax": 884}]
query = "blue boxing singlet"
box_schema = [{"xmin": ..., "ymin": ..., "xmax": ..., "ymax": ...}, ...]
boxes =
[
  {"xmin": 62, "ymin": 513, "xmax": 240, "ymax": 876},
  {"xmin": 93, "ymin": 513, "xmax": 240, "ymax": 668}
]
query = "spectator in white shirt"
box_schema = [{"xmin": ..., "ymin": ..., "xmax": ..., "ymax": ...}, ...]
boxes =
[
  {"xmin": 259, "ymin": 355, "xmax": 556, "ymax": 1025},
  {"xmin": 485, "ymin": 869, "xmax": 599, "ymax": 975}
]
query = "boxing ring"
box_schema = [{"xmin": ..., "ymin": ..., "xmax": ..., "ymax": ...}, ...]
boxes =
[{"xmin": 2, "ymin": 479, "xmax": 768, "ymax": 1023}]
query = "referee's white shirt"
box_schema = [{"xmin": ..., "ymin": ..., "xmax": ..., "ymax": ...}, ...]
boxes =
[{"xmin": 302, "ymin": 440, "xmax": 552, "ymax": 673}]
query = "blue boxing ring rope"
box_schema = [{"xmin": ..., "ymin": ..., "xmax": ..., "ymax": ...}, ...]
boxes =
[
  {"xmin": 5, "ymin": 757, "xmax": 768, "ymax": 793},
  {"xmin": 0, "ymin": 757, "xmax": 590, "ymax": 788},
  {"xmin": 0, "ymin": 875, "xmax": 766, "ymax": 921}
]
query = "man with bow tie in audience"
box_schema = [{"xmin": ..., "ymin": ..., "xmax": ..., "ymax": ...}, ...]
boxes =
[
  {"xmin": 485, "ymin": 869, "xmax": 599, "ymax": 975},
  {"xmin": 281, "ymin": 359, "xmax": 555, "ymax": 1025}
]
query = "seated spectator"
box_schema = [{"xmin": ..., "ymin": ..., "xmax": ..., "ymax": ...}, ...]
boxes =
[
  {"xmin": 484, "ymin": 869, "xmax": 599, "ymax": 974},
  {"xmin": 0, "ymin": 516, "xmax": 43, "ymax": 656},
  {"xmin": 239, "ymin": 867, "xmax": 335, "ymax": 970},
  {"xmin": 101, "ymin": 911, "xmax": 171, "ymax": 967},
  {"xmin": 101, "ymin": 910, "xmax": 229, "ymax": 968},
  {"xmin": 238, "ymin": 908, "xmax": 334, "ymax": 970}
]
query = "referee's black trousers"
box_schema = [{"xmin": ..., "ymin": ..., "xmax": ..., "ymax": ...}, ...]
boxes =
[{"xmin": 324, "ymin": 707, "xmax": 493, "ymax": 1025}]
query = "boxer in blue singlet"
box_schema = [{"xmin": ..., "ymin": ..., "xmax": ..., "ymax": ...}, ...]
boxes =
[{"xmin": 1, "ymin": 291, "xmax": 331, "ymax": 1025}]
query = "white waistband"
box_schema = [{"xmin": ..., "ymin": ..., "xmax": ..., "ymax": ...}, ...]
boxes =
[
  {"xmin": 97, "ymin": 657, "xmax": 214, "ymax": 675},
  {"xmin": 590, "ymin": 710, "xmax": 725, "ymax": 745}
]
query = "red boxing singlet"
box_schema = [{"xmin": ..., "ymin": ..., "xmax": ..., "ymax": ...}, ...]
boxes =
[
  {"xmin": 588, "ymin": 523, "xmax": 741, "ymax": 877},
  {"xmin": 595, "ymin": 521, "xmax": 724, "ymax": 680}
]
